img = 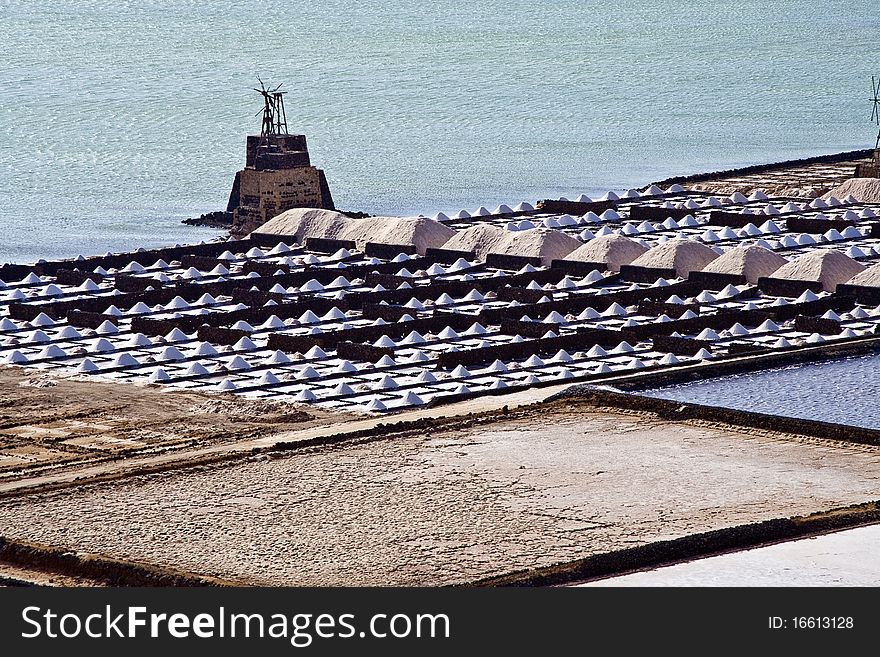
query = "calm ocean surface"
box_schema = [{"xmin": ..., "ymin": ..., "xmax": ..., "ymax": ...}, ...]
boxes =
[
  {"xmin": 640, "ymin": 352, "xmax": 880, "ymax": 429},
  {"xmin": 1, "ymin": 1, "xmax": 877, "ymax": 263}
]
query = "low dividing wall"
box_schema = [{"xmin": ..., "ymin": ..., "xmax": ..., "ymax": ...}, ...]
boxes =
[
  {"xmin": 0, "ymin": 536, "xmax": 232, "ymax": 587},
  {"xmin": 563, "ymin": 333, "xmax": 880, "ymax": 393},
  {"xmin": 552, "ymin": 387, "xmax": 880, "ymax": 446}
]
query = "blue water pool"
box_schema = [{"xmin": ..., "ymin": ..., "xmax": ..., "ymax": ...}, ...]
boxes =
[{"xmin": 639, "ymin": 353, "xmax": 880, "ymax": 430}]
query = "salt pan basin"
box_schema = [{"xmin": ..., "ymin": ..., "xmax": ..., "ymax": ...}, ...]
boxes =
[
  {"xmin": 582, "ymin": 524, "xmax": 880, "ymax": 587},
  {"xmin": 640, "ymin": 353, "xmax": 880, "ymax": 430}
]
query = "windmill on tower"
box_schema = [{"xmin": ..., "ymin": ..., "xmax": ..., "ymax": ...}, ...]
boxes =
[
  {"xmin": 255, "ymin": 78, "xmax": 289, "ymax": 137},
  {"xmin": 869, "ymin": 76, "xmax": 880, "ymax": 149}
]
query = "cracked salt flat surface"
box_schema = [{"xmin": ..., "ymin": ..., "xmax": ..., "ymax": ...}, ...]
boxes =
[{"xmin": 2, "ymin": 412, "xmax": 879, "ymax": 585}]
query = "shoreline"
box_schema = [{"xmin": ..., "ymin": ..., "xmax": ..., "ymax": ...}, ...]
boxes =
[{"xmin": 184, "ymin": 147, "xmax": 874, "ymax": 238}]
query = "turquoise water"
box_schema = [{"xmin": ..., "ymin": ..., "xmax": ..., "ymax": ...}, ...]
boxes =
[
  {"xmin": 640, "ymin": 353, "xmax": 880, "ymax": 429},
  {"xmin": 1, "ymin": 1, "xmax": 877, "ymax": 263}
]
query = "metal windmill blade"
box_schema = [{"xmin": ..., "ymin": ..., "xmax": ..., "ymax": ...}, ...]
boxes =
[
  {"xmin": 871, "ymin": 76, "xmax": 880, "ymax": 125},
  {"xmin": 871, "ymin": 76, "xmax": 880, "ymax": 148}
]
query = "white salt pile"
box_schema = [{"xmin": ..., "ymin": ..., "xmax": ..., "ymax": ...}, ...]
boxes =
[
  {"xmin": 441, "ymin": 226, "xmax": 580, "ymax": 265},
  {"xmin": 821, "ymin": 178, "xmax": 880, "ymax": 204},
  {"xmin": 771, "ymin": 250, "xmax": 865, "ymax": 292},
  {"xmin": 700, "ymin": 245, "xmax": 787, "ymax": 284},
  {"xmin": 629, "ymin": 239, "xmax": 719, "ymax": 278},
  {"xmin": 255, "ymin": 208, "xmax": 457, "ymax": 255},
  {"xmin": 844, "ymin": 261, "xmax": 880, "ymax": 288},
  {"xmin": 564, "ymin": 235, "xmax": 648, "ymax": 272}
]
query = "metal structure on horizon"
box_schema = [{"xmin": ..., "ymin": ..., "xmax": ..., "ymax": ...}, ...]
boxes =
[
  {"xmin": 870, "ymin": 76, "xmax": 880, "ymax": 149},
  {"xmin": 255, "ymin": 78, "xmax": 289, "ymax": 137}
]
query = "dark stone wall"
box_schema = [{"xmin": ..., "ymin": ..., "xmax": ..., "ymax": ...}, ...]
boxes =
[{"xmin": 227, "ymin": 133, "xmax": 335, "ymax": 236}]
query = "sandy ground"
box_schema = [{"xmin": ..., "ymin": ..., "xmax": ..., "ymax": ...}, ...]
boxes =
[
  {"xmin": 2, "ymin": 407, "xmax": 879, "ymax": 586},
  {"xmin": 0, "ymin": 563, "xmax": 102, "ymax": 587},
  {"xmin": 0, "ymin": 366, "xmax": 353, "ymax": 480},
  {"xmin": 582, "ymin": 524, "xmax": 880, "ymax": 587},
  {"xmin": 679, "ymin": 156, "xmax": 869, "ymax": 198},
  {"xmin": 0, "ymin": 365, "xmax": 574, "ymax": 497}
]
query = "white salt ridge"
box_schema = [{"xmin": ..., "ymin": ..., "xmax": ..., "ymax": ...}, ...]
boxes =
[
  {"xmin": 95, "ymin": 320, "xmax": 119, "ymax": 334},
  {"xmin": 186, "ymin": 362, "xmax": 210, "ymax": 376},
  {"xmin": 56, "ymin": 326, "xmax": 82, "ymax": 339},
  {"xmin": 3, "ymin": 349, "xmax": 27, "ymax": 365},
  {"xmin": 91, "ymin": 338, "xmax": 115, "ymax": 352}
]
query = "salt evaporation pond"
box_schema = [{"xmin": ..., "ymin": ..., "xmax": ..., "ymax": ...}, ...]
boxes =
[
  {"xmin": 640, "ymin": 352, "xmax": 880, "ymax": 430},
  {"xmin": 582, "ymin": 524, "xmax": 880, "ymax": 586}
]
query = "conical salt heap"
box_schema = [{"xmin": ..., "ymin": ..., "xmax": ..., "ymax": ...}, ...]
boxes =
[{"xmin": 441, "ymin": 224, "xmax": 580, "ymax": 265}]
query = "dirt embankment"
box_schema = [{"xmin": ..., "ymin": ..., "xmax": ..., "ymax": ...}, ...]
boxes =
[
  {"xmin": 653, "ymin": 149, "xmax": 872, "ymax": 198},
  {"xmin": 0, "ymin": 367, "xmax": 352, "ymax": 478}
]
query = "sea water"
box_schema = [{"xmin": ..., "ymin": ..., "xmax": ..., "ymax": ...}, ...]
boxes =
[
  {"xmin": 640, "ymin": 352, "xmax": 880, "ymax": 430},
  {"xmin": 1, "ymin": 0, "xmax": 877, "ymax": 263}
]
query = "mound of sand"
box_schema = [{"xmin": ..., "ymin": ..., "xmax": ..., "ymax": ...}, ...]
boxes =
[
  {"xmin": 630, "ymin": 239, "xmax": 719, "ymax": 278},
  {"xmin": 843, "ymin": 261, "xmax": 880, "ymax": 288},
  {"xmin": 821, "ymin": 178, "xmax": 880, "ymax": 203},
  {"xmin": 772, "ymin": 250, "xmax": 865, "ymax": 292},
  {"xmin": 700, "ymin": 245, "xmax": 787, "ymax": 284},
  {"xmin": 500, "ymin": 228, "xmax": 581, "ymax": 266},
  {"xmin": 345, "ymin": 216, "xmax": 457, "ymax": 254},
  {"xmin": 255, "ymin": 209, "xmax": 457, "ymax": 255},
  {"xmin": 441, "ymin": 226, "xmax": 580, "ymax": 266},
  {"xmin": 564, "ymin": 235, "xmax": 648, "ymax": 272},
  {"xmin": 255, "ymin": 208, "xmax": 351, "ymax": 242},
  {"xmin": 442, "ymin": 224, "xmax": 509, "ymax": 259}
]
